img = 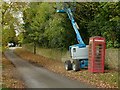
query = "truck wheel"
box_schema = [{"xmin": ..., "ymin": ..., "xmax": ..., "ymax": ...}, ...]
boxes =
[
  {"xmin": 72, "ymin": 60, "xmax": 80, "ymax": 71},
  {"xmin": 64, "ymin": 60, "xmax": 72, "ymax": 71}
]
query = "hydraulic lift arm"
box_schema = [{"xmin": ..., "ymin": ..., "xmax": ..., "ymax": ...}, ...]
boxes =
[{"xmin": 57, "ymin": 8, "xmax": 86, "ymax": 48}]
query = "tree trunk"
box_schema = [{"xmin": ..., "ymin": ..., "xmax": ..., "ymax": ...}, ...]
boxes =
[{"xmin": 33, "ymin": 41, "xmax": 36, "ymax": 54}]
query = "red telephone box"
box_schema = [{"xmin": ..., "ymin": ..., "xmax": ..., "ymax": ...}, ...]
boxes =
[{"xmin": 88, "ymin": 36, "xmax": 106, "ymax": 73}]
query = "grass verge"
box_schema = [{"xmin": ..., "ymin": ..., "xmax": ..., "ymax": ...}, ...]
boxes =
[{"xmin": 14, "ymin": 48, "xmax": 118, "ymax": 88}]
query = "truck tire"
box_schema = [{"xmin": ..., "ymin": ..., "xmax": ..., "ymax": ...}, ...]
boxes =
[
  {"xmin": 72, "ymin": 60, "xmax": 80, "ymax": 71},
  {"xmin": 64, "ymin": 60, "xmax": 72, "ymax": 71}
]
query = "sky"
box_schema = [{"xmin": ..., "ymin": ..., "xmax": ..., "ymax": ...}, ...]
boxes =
[{"xmin": 14, "ymin": 11, "xmax": 24, "ymax": 36}]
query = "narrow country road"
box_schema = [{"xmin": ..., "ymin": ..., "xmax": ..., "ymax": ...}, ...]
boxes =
[{"xmin": 4, "ymin": 47, "xmax": 95, "ymax": 88}]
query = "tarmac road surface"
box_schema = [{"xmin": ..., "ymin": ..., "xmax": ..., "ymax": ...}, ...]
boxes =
[{"xmin": 4, "ymin": 47, "xmax": 95, "ymax": 88}]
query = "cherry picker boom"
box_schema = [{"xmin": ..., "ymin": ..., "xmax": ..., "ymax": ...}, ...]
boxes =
[{"xmin": 57, "ymin": 3, "xmax": 88, "ymax": 71}]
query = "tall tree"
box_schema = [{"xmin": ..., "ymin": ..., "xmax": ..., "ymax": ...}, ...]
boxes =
[
  {"xmin": 2, "ymin": 1, "xmax": 27, "ymax": 46},
  {"xmin": 87, "ymin": 2, "xmax": 120, "ymax": 48},
  {"xmin": 23, "ymin": 2, "xmax": 120, "ymax": 49}
]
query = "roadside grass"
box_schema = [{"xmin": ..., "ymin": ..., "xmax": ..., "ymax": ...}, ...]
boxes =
[
  {"xmin": 0, "ymin": 46, "xmax": 2, "ymax": 88},
  {"xmin": 0, "ymin": 46, "xmax": 2, "ymax": 52},
  {"xmin": 14, "ymin": 48, "xmax": 118, "ymax": 88},
  {"xmin": 23, "ymin": 43, "xmax": 68, "ymax": 61},
  {"xmin": 36, "ymin": 47, "xmax": 67, "ymax": 61},
  {"xmin": 2, "ymin": 53, "xmax": 26, "ymax": 88},
  {"xmin": 0, "ymin": 46, "xmax": 8, "ymax": 53},
  {"xmin": 1, "ymin": 88, "xmax": 11, "ymax": 90}
]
